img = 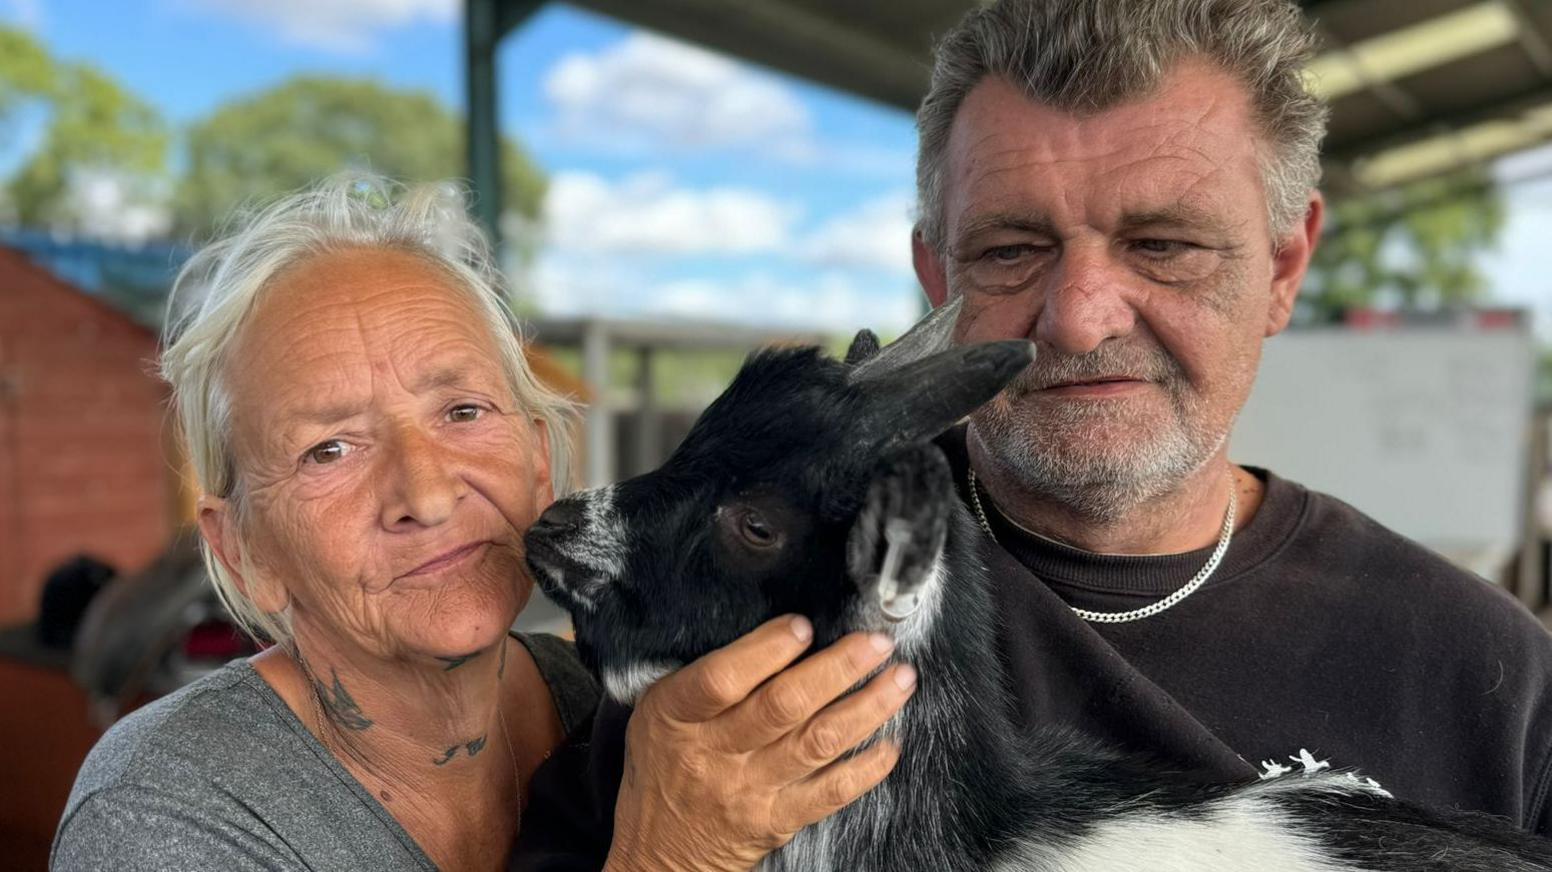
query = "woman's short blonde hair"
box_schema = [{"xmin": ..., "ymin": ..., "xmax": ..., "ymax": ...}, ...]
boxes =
[{"xmin": 160, "ymin": 172, "xmax": 577, "ymax": 648}]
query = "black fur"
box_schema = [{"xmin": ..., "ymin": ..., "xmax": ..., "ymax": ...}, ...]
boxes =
[{"xmin": 527, "ymin": 334, "xmax": 1552, "ymax": 871}]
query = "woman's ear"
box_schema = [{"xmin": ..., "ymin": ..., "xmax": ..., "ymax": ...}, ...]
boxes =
[
  {"xmin": 529, "ymin": 417, "xmax": 555, "ymax": 508},
  {"xmin": 197, "ymin": 494, "xmax": 289, "ymax": 613}
]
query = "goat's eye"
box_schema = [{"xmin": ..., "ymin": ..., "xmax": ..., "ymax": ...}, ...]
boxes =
[{"xmin": 739, "ymin": 510, "xmax": 778, "ymax": 548}]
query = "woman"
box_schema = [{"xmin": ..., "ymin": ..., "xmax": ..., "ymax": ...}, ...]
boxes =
[{"xmin": 51, "ymin": 175, "xmax": 915, "ymax": 871}]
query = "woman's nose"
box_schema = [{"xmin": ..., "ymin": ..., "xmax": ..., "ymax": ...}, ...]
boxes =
[
  {"xmin": 1034, "ymin": 250, "xmax": 1137, "ymax": 355},
  {"xmin": 380, "ymin": 430, "xmax": 463, "ymax": 528}
]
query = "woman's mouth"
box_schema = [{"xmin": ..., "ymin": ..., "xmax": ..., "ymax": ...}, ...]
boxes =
[{"xmin": 402, "ymin": 540, "xmax": 490, "ymax": 578}]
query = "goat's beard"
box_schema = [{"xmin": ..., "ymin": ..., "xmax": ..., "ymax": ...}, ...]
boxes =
[{"xmin": 969, "ymin": 340, "xmax": 1226, "ymax": 523}]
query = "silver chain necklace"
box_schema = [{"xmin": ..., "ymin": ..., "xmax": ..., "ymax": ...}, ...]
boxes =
[{"xmin": 967, "ymin": 467, "xmax": 1237, "ymax": 624}]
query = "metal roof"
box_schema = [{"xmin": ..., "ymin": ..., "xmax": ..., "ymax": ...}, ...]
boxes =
[{"xmin": 478, "ymin": 0, "xmax": 1552, "ymax": 197}]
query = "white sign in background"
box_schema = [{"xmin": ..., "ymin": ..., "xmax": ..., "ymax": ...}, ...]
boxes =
[{"xmin": 1231, "ymin": 329, "xmax": 1537, "ymax": 580}]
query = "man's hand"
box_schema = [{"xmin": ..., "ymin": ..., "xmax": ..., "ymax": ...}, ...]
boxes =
[{"xmin": 603, "ymin": 615, "xmax": 917, "ymax": 872}]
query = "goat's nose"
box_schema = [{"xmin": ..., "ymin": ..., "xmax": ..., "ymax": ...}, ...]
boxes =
[{"xmin": 530, "ymin": 499, "xmax": 586, "ymax": 539}]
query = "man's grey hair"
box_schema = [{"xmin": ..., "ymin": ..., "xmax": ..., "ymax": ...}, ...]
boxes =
[
  {"xmin": 916, "ymin": 0, "xmax": 1328, "ymax": 250},
  {"xmin": 159, "ymin": 172, "xmax": 578, "ymax": 648}
]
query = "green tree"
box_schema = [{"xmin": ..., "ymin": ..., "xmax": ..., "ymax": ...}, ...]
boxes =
[
  {"xmin": 0, "ymin": 26, "xmax": 169, "ymax": 231},
  {"xmin": 1305, "ymin": 168, "xmax": 1506, "ymax": 320},
  {"xmin": 175, "ymin": 76, "xmax": 545, "ymax": 244},
  {"xmin": 0, "ymin": 27, "xmax": 55, "ymax": 123}
]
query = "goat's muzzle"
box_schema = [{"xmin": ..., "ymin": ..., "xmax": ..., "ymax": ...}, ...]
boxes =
[{"xmin": 524, "ymin": 490, "xmax": 626, "ymax": 614}]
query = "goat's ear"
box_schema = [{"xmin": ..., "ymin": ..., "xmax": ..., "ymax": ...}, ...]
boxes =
[
  {"xmin": 857, "ymin": 339, "xmax": 1035, "ymax": 447},
  {"xmin": 845, "ymin": 329, "xmax": 881, "ymax": 364},
  {"xmin": 848, "ymin": 296, "xmax": 963, "ymax": 382},
  {"xmin": 846, "ymin": 444, "xmax": 954, "ymax": 625}
]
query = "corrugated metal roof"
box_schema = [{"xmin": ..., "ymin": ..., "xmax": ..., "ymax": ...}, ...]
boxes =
[{"xmin": 531, "ymin": 0, "xmax": 1552, "ymax": 194}]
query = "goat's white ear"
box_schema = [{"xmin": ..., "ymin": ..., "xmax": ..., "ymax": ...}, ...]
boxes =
[
  {"xmin": 848, "ymin": 296, "xmax": 963, "ymax": 383},
  {"xmin": 846, "ymin": 445, "xmax": 954, "ymax": 625}
]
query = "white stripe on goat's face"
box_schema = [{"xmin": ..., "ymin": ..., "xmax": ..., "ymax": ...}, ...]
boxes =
[
  {"xmin": 577, "ymin": 485, "xmax": 626, "ymax": 578},
  {"xmin": 525, "ymin": 484, "xmax": 626, "ymax": 613}
]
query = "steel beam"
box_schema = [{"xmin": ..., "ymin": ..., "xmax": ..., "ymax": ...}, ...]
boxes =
[{"xmin": 464, "ymin": 0, "xmax": 543, "ymax": 255}]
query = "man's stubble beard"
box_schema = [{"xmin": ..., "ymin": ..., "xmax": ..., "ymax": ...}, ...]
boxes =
[{"xmin": 969, "ymin": 342, "xmax": 1230, "ymax": 524}]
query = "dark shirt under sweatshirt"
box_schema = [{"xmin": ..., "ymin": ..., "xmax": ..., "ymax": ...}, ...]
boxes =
[{"xmin": 512, "ymin": 429, "xmax": 1552, "ymax": 868}]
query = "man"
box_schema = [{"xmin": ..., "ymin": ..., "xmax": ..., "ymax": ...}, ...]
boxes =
[
  {"xmin": 516, "ymin": 0, "xmax": 1552, "ymax": 865},
  {"xmin": 914, "ymin": 0, "xmax": 1552, "ymax": 835}
]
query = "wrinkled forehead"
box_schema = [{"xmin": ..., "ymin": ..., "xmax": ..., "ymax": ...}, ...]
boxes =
[
  {"xmin": 237, "ymin": 248, "xmax": 499, "ymax": 365},
  {"xmin": 224, "ymin": 249, "xmax": 513, "ymax": 443},
  {"xmin": 945, "ymin": 66, "xmax": 1265, "ymax": 238}
]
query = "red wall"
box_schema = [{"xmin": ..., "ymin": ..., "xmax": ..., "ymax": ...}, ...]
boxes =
[{"xmin": 0, "ymin": 248, "xmax": 172, "ymax": 625}]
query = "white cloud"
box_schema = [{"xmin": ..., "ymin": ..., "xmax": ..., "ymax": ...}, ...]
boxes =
[
  {"xmin": 538, "ymin": 31, "xmax": 917, "ymax": 179},
  {"xmin": 183, "ymin": 0, "xmax": 455, "ymax": 53},
  {"xmin": 544, "ymin": 170, "xmax": 797, "ymax": 256},
  {"xmin": 531, "ymin": 173, "xmax": 924, "ymax": 333},
  {"xmin": 652, "ymin": 273, "xmax": 921, "ymax": 334},
  {"xmin": 61, "ymin": 169, "xmax": 172, "ymax": 244},
  {"xmin": 2, "ymin": 0, "xmax": 43, "ymax": 29},
  {"xmin": 533, "ymin": 254, "xmax": 922, "ymax": 336},
  {"xmin": 545, "ymin": 32, "xmax": 811, "ymax": 153},
  {"xmin": 800, "ymin": 192, "xmax": 916, "ymax": 276}
]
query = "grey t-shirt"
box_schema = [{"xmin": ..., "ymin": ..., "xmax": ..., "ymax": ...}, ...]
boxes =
[{"xmin": 51, "ymin": 633, "xmax": 600, "ymax": 871}]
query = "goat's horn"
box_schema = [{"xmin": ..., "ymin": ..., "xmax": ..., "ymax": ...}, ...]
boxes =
[{"xmin": 848, "ymin": 296, "xmax": 964, "ymax": 382}]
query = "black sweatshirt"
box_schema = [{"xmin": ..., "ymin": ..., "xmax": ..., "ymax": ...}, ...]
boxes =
[
  {"xmin": 512, "ymin": 431, "xmax": 1552, "ymax": 868},
  {"xmin": 938, "ymin": 429, "xmax": 1552, "ymax": 834}
]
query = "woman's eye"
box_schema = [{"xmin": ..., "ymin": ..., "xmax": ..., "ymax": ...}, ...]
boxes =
[
  {"xmin": 448, "ymin": 404, "xmax": 483, "ymax": 423},
  {"xmin": 304, "ymin": 440, "xmax": 350, "ymax": 465}
]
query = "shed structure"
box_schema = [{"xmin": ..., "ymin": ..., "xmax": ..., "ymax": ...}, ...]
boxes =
[{"xmin": 0, "ymin": 248, "xmax": 175, "ymax": 625}]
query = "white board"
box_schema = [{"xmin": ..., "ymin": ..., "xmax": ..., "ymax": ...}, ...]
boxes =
[{"xmin": 1231, "ymin": 328, "xmax": 1536, "ymax": 578}]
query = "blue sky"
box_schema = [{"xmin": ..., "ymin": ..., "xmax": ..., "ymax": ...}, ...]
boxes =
[
  {"xmin": 3, "ymin": 0, "xmax": 1548, "ymax": 338},
  {"xmin": 2, "ymin": 0, "xmax": 925, "ymax": 333}
]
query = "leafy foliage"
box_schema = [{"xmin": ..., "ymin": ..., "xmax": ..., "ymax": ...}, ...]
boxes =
[
  {"xmin": 0, "ymin": 27, "xmax": 55, "ymax": 118},
  {"xmin": 174, "ymin": 76, "xmax": 545, "ymax": 242},
  {"xmin": 0, "ymin": 26, "xmax": 170, "ymax": 230},
  {"xmin": 1305, "ymin": 168, "xmax": 1506, "ymax": 320}
]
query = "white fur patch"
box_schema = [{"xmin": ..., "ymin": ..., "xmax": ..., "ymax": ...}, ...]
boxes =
[
  {"xmin": 601, "ymin": 661, "xmax": 675, "ymax": 705},
  {"xmin": 575, "ymin": 484, "xmax": 626, "ymax": 578},
  {"xmin": 891, "ymin": 553, "xmax": 944, "ymax": 657},
  {"xmin": 537, "ymin": 561, "xmax": 596, "ymax": 612},
  {"xmin": 1004, "ymin": 795, "xmax": 1346, "ymax": 872}
]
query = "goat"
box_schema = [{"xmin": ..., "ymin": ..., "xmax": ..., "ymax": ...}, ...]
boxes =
[{"xmin": 525, "ymin": 299, "xmax": 1552, "ymax": 871}]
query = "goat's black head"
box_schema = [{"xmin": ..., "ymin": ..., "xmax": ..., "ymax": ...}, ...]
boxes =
[{"xmin": 526, "ymin": 299, "xmax": 1034, "ymax": 703}]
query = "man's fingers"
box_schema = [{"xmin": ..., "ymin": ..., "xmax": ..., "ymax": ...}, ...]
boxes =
[
  {"xmin": 646, "ymin": 615, "xmax": 814, "ymax": 723},
  {"xmin": 770, "ymin": 739, "xmax": 902, "ymax": 834},
  {"xmin": 753, "ymin": 663, "xmax": 916, "ymax": 782}
]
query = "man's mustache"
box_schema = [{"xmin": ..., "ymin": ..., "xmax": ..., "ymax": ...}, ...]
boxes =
[{"xmin": 1003, "ymin": 342, "xmax": 1187, "ymax": 393}]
